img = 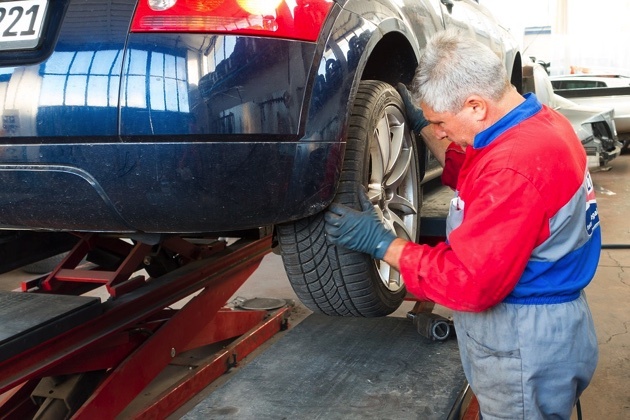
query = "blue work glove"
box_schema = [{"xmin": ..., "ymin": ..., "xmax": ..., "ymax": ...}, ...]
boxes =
[
  {"xmin": 324, "ymin": 188, "xmax": 397, "ymax": 260},
  {"xmin": 396, "ymin": 83, "xmax": 429, "ymax": 134}
]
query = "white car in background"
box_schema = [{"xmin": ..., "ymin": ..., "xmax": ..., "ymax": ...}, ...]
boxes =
[
  {"xmin": 524, "ymin": 64, "xmax": 622, "ymax": 169},
  {"xmin": 550, "ymin": 74, "xmax": 630, "ymax": 150}
]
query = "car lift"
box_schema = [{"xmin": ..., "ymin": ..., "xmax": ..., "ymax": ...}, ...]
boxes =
[
  {"xmin": 0, "ymin": 229, "xmax": 291, "ymax": 419},
  {"xmin": 0, "ymin": 188, "xmax": 479, "ymax": 419}
]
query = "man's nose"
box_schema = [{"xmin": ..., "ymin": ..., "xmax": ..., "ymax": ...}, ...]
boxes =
[{"xmin": 432, "ymin": 125, "xmax": 447, "ymax": 139}]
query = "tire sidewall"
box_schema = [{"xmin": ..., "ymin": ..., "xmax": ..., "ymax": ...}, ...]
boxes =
[{"xmin": 333, "ymin": 81, "xmax": 416, "ymax": 310}]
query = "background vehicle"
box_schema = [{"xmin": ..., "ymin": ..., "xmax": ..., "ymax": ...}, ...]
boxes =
[
  {"xmin": 550, "ymin": 75, "xmax": 630, "ymax": 150},
  {"xmin": 524, "ymin": 63, "xmax": 622, "ymax": 169},
  {"xmin": 549, "ymin": 74, "xmax": 630, "ymax": 89},
  {"xmin": 0, "ymin": 0, "xmax": 521, "ymax": 317}
]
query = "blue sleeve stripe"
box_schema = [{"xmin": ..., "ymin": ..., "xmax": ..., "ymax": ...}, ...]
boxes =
[{"xmin": 531, "ymin": 178, "xmax": 595, "ymax": 262}]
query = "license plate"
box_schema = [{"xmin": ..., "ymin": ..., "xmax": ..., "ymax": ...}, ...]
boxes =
[{"xmin": 0, "ymin": 0, "xmax": 48, "ymax": 51}]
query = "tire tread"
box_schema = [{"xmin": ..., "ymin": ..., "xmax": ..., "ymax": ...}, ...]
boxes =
[{"xmin": 277, "ymin": 80, "xmax": 412, "ymax": 317}]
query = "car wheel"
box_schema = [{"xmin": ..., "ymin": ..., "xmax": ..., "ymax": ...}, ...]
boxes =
[{"xmin": 277, "ymin": 80, "xmax": 422, "ymax": 317}]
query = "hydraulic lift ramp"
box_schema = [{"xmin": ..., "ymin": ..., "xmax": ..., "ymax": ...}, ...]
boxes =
[
  {"xmin": 0, "ymin": 292, "xmax": 101, "ymax": 362},
  {"xmin": 183, "ymin": 313, "xmax": 470, "ymax": 419}
]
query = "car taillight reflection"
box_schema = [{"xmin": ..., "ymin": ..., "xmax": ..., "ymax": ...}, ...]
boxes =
[{"xmin": 131, "ymin": 0, "xmax": 334, "ymax": 42}]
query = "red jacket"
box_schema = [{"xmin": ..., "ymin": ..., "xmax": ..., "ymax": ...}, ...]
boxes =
[{"xmin": 400, "ymin": 94, "xmax": 601, "ymax": 311}]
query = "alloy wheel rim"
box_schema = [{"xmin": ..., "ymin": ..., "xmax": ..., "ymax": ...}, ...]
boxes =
[{"xmin": 367, "ymin": 104, "xmax": 419, "ymax": 292}]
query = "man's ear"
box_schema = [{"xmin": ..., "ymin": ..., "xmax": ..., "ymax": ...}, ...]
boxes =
[{"xmin": 465, "ymin": 95, "xmax": 487, "ymax": 121}]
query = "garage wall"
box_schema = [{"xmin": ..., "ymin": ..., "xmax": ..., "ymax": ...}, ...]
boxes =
[{"xmin": 482, "ymin": 0, "xmax": 630, "ymax": 76}]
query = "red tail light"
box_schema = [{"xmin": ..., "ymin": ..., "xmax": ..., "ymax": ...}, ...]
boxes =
[{"xmin": 131, "ymin": 0, "xmax": 334, "ymax": 42}]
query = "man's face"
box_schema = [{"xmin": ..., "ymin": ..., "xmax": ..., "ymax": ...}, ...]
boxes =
[{"xmin": 420, "ymin": 101, "xmax": 479, "ymax": 147}]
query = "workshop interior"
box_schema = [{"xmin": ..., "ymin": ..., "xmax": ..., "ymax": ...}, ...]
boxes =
[{"xmin": 0, "ymin": 0, "xmax": 628, "ymax": 418}]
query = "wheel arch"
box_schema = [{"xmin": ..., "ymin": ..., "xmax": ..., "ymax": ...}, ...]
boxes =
[
  {"xmin": 348, "ymin": 29, "xmax": 429, "ymax": 181},
  {"xmin": 360, "ymin": 30, "xmax": 419, "ymax": 86},
  {"xmin": 336, "ymin": 24, "xmax": 422, "ymax": 128},
  {"xmin": 510, "ymin": 52, "xmax": 524, "ymax": 94}
]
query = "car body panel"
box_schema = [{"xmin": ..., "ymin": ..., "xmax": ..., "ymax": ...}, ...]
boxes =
[
  {"xmin": 0, "ymin": 0, "xmax": 133, "ymax": 139},
  {"xmin": 0, "ymin": 0, "xmax": 520, "ymax": 234},
  {"xmin": 563, "ymin": 94, "xmax": 630, "ymax": 134},
  {"xmin": 121, "ymin": 35, "xmax": 316, "ymax": 137},
  {"xmin": 552, "ymin": 87, "xmax": 630, "ymax": 149},
  {"xmin": 523, "ymin": 63, "xmax": 622, "ymax": 169},
  {"xmin": 554, "ymin": 97, "xmax": 621, "ymax": 168},
  {"xmin": 550, "ymin": 75, "xmax": 630, "ymax": 148}
]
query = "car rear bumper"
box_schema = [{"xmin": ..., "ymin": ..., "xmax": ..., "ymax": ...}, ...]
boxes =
[
  {"xmin": 0, "ymin": 141, "xmax": 343, "ymax": 233},
  {"xmin": 585, "ymin": 144, "xmax": 622, "ymax": 169}
]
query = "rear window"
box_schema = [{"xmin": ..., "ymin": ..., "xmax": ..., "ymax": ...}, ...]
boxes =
[{"xmin": 552, "ymin": 80, "xmax": 607, "ymax": 89}]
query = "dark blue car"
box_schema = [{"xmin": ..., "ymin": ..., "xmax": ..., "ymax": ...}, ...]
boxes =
[{"xmin": 0, "ymin": 0, "xmax": 521, "ymax": 316}]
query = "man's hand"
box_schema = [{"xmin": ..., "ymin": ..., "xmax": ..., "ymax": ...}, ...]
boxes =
[
  {"xmin": 396, "ymin": 83, "xmax": 429, "ymax": 134},
  {"xmin": 324, "ymin": 188, "xmax": 397, "ymax": 260}
]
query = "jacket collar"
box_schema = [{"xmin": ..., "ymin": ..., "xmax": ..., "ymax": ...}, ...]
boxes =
[{"xmin": 473, "ymin": 93, "xmax": 542, "ymax": 149}]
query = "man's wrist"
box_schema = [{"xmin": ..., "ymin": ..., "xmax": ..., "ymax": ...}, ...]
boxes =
[
  {"xmin": 373, "ymin": 233, "xmax": 396, "ymax": 260},
  {"xmin": 381, "ymin": 238, "xmax": 409, "ymax": 271}
]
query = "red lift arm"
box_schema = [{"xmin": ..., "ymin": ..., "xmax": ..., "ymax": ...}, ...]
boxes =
[{"xmin": 0, "ymin": 232, "xmax": 290, "ymax": 419}]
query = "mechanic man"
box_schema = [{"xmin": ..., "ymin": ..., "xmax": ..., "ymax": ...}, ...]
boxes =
[{"xmin": 324, "ymin": 31, "xmax": 599, "ymax": 419}]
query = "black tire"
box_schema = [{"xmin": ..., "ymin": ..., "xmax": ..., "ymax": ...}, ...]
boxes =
[{"xmin": 277, "ymin": 80, "xmax": 422, "ymax": 317}]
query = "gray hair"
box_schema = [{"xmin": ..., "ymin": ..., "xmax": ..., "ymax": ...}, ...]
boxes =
[{"xmin": 413, "ymin": 30, "xmax": 510, "ymax": 113}]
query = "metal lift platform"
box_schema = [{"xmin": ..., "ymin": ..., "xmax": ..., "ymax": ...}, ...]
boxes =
[
  {"xmin": 183, "ymin": 313, "xmax": 472, "ymax": 419},
  {"xmin": 0, "ymin": 231, "xmax": 292, "ymax": 419}
]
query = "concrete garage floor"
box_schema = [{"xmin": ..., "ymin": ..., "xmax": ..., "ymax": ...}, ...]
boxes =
[
  {"xmin": 0, "ymin": 155, "xmax": 629, "ymax": 418},
  {"xmin": 579, "ymin": 155, "xmax": 630, "ymax": 419}
]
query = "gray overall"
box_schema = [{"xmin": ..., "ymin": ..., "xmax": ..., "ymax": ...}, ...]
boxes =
[{"xmin": 454, "ymin": 293, "xmax": 598, "ymax": 419}]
